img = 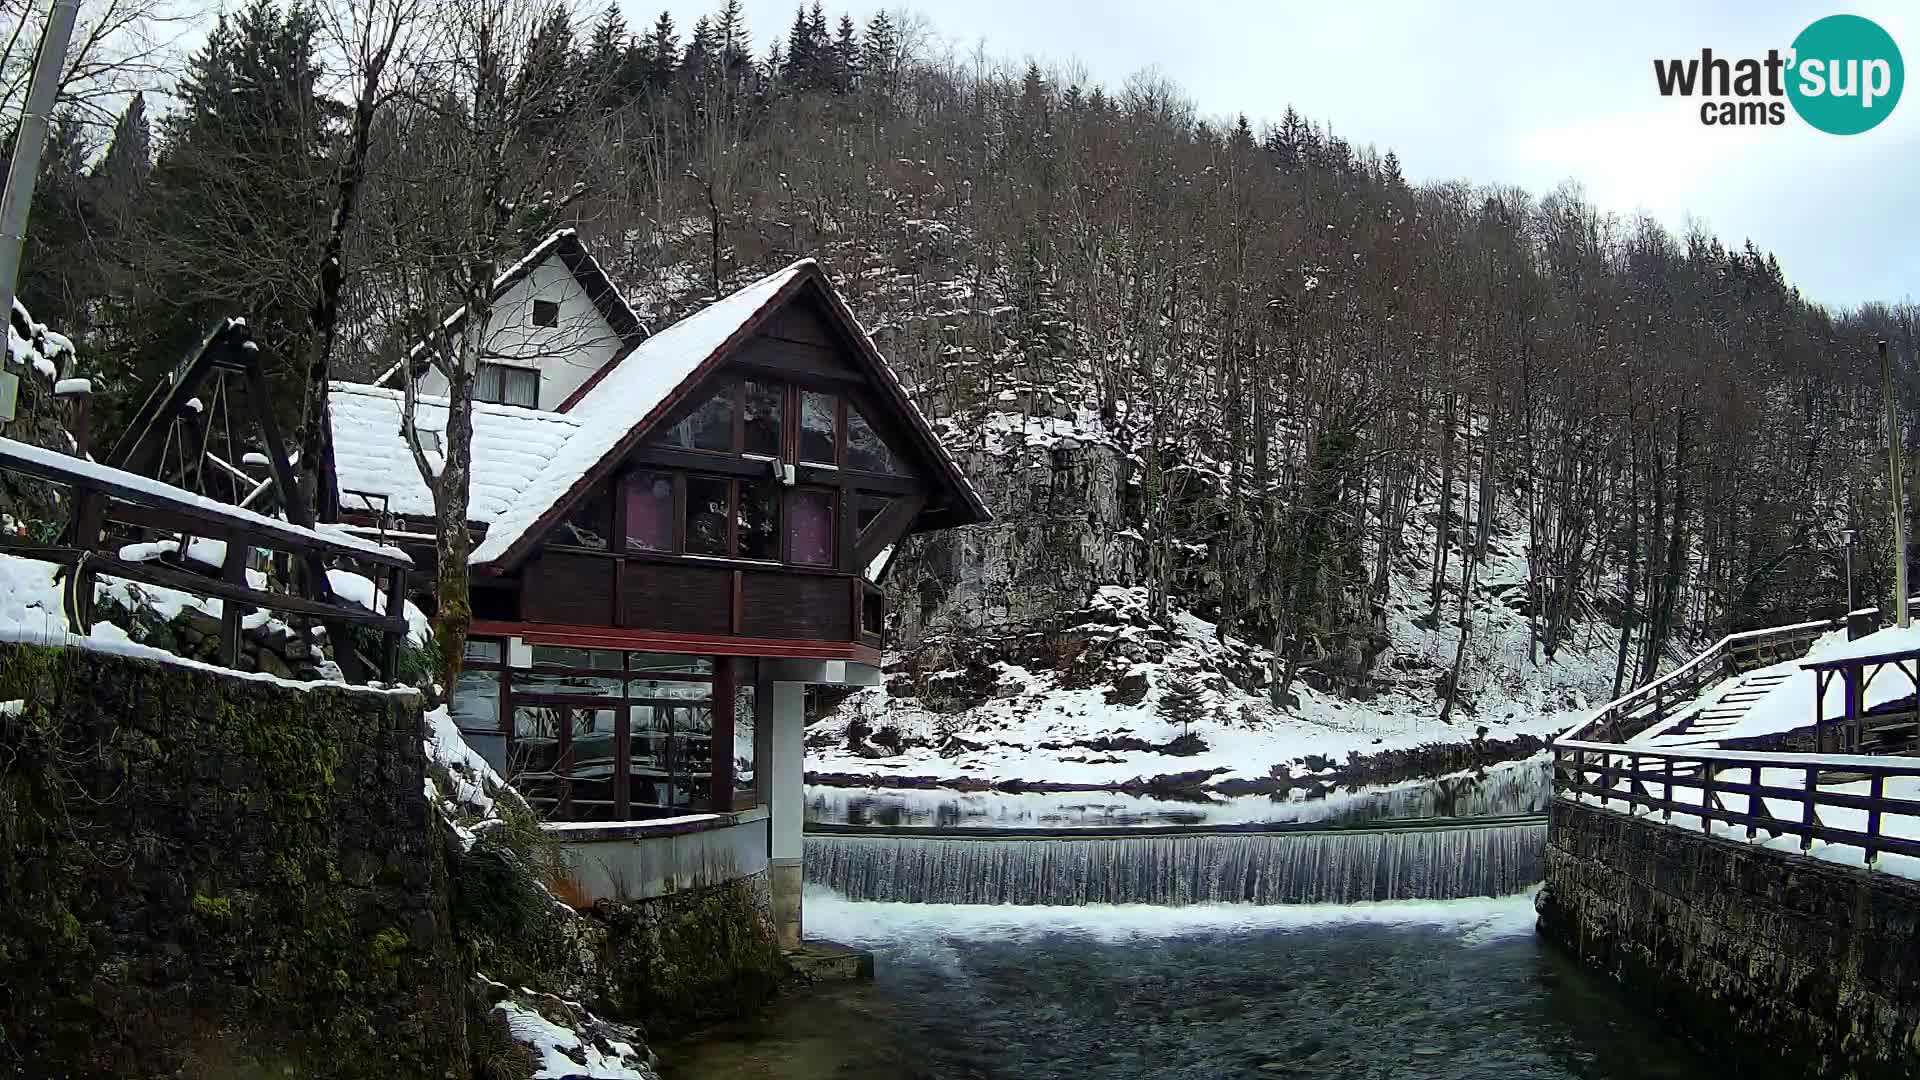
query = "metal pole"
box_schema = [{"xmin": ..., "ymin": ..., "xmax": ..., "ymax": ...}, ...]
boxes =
[
  {"xmin": 0, "ymin": 0, "xmax": 82, "ymax": 332},
  {"xmin": 1844, "ymin": 528, "xmax": 1856, "ymax": 615},
  {"xmin": 1882, "ymin": 339, "xmax": 1910, "ymax": 628}
]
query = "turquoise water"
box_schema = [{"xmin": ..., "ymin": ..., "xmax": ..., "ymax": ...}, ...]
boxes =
[{"xmin": 663, "ymin": 893, "xmax": 1723, "ymax": 1080}]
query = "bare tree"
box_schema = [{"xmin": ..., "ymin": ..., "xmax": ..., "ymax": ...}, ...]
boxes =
[{"xmin": 374, "ymin": 0, "xmax": 586, "ymax": 689}]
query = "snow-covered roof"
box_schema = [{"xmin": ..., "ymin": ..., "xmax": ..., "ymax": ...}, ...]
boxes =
[
  {"xmin": 328, "ymin": 382, "xmax": 581, "ymax": 524},
  {"xmin": 0, "ymin": 434, "xmax": 408, "ymax": 563},
  {"xmin": 1803, "ymin": 623, "xmax": 1920, "ymax": 667},
  {"xmin": 468, "ymin": 260, "xmax": 814, "ymax": 564},
  {"xmin": 334, "ymin": 242, "xmax": 990, "ymax": 568}
]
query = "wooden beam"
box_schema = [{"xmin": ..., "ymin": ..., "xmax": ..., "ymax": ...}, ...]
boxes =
[
  {"xmin": 21, "ymin": 546, "xmax": 408, "ymax": 633},
  {"xmin": 855, "ymin": 494, "xmax": 926, "ymax": 569},
  {"xmin": 472, "ymin": 619, "xmax": 881, "ymax": 666},
  {"xmin": 0, "ymin": 444, "xmax": 409, "ymax": 568}
]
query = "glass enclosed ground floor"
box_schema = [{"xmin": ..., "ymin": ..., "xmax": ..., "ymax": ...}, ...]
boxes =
[{"xmin": 449, "ymin": 637, "xmax": 764, "ymax": 821}]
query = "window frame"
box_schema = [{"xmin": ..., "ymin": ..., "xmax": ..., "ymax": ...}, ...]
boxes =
[
  {"xmin": 531, "ymin": 298, "xmax": 561, "ymax": 327},
  {"xmin": 475, "ymin": 361, "xmax": 539, "ymax": 407},
  {"xmin": 458, "ymin": 638, "xmax": 739, "ymax": 822}
]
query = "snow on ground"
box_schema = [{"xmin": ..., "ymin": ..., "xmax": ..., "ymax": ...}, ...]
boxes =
[
  {"xmin": 804, "ymin": 883, "xmax": 1541, "ymax": 947},
  {"xmin": 1567, "ymin": 766, "xmax": 1920, "ymax": 882},
  {"xmin": 0, "ymin": 552, "xmax": 413, "ymax": 695},
  {"xmin": 815, "ymin": 577, "xmax": 1599, "ymax": 792},
  {"xmin": 823, "ymin": 461, "xmax": 1643, "ymax": 791},
  {"xmin": 1633, "ymin": 622, "xmax": 1920, "ymax": 748},
  {"xmin": 484, "ymin": 977, "xmax": 658, "ymax": 1080}
]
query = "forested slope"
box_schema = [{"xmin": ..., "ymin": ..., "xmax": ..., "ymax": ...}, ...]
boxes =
[{"xmin": 17, "ymin": 0, "xmax": 1917, "ymax": 761}]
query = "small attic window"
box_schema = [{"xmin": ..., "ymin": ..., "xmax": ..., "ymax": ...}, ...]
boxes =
[{"xmin": 531, "ymin": 299, "xmax": 560, "ymax": 328}]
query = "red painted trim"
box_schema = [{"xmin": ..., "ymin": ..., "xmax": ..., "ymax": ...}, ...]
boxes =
[{"xmin": 472, "ymin": 620, "xmax": 881, "ymax": 666}]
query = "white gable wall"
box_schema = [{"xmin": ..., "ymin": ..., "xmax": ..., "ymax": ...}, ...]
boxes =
[{"xmin": 415, "ymin": 256, "xmax": 625, "ymax": 410}]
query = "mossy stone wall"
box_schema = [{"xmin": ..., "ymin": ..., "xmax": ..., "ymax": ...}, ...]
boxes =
[
  {"xmin": 597, "ymin": 872, "xmax": 787, "ymax": 1027},
  {"xmin": 0, "ymin": 641, "xmax": 465, "ymax": 1079},
  {"xmin": 1542, "ymin": 798, "xmax": 1920, "ymax": 1080}
]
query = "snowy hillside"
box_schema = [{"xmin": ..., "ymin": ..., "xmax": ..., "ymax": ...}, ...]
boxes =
[{"xmin": 812, "ymin": 472, "xmax": 1630, "ymax": 793}]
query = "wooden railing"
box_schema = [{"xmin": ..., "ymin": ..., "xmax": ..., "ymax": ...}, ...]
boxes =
[
  {"xmin": 1564, "ymin": 617, "xmax": 1849, "ymax": 744},
  {"xmin": 0, "ymin": 436, "xmax": 411, "ymax": 682},
  {"xmin": 1553, "ymin": 739, "xmax": 1920, "ymax": 865}
]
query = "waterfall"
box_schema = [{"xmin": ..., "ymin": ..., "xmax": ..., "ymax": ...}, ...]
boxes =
[{"xmin": 805, "ymin": 823, "xmax": 1545, "ymax": 906}]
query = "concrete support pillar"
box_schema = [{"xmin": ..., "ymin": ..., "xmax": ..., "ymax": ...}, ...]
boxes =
[{"xmin": 767, "ymin": 680, "xmax": 805, "ymax": 950}]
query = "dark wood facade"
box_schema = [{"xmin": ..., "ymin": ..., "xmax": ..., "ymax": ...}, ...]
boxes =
[
  {"xmin": 479, "ymin": 292, "xmax": 957, "ymax": 663},
  {"xmin": 351, "ymin": 265, "xmax": 986, "ymax": 823}
]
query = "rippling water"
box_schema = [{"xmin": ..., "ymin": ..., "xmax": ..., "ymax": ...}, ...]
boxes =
[{"xmin": 661, "ymin": 891, "xmax": 1723, "ymax": 1080}]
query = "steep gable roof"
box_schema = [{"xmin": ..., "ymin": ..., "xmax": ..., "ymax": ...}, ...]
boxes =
[
  {"xmin": 376, "ymin": 228, "xmax": 644, "ymax": 386},
  {"xmin": 468, "ymin": 258, "xmax": 991, "ymax": 570}
]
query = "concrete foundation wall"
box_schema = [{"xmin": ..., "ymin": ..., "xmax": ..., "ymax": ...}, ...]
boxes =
[
  {"xmin": 1541, "ymin": 798, "xmax": 1920, "ymax": 1080},
  {"xmin": 551, "ymin": 808, "xmax": 770, "ymax": 903}
]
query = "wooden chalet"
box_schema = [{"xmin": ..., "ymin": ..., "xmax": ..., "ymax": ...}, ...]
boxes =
[{"xmin": 325, "ymin": 236, "xmax": 987, "ymax": 874}]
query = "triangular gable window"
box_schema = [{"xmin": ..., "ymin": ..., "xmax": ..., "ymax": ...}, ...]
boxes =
[
  {"xmin": 847, "ymin": 406, "xmax": 905, "ymax": 475},
  {"xmin": 657, "ymin": 382, "xmax": 734, "ymax": 452}
]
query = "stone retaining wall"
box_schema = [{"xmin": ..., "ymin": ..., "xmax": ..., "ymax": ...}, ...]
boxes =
[
  {"xmin": 0, "ymin": 640, "xmax": 464, "ymax": 1079},
  {"xmin": 1540, "ymin": 798, "xmax": 1920, "ymax": 1079}
]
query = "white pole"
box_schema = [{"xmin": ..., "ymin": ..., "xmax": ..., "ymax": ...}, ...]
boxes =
[
  {"xmin": 1882, "ymin": 339, "xmax": 1909, "ymax": 628},
  {"xmin": 0, "ymin": 0, "xmax": 82, "ymax": 332}
]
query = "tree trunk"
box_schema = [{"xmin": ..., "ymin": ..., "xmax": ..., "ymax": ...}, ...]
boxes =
[
  {"xmin": 297, "ymin": 50, "xmax": 389, "ymax": 522},
  {"xmin": 433, "ymin": 259, "xmax": 489, "ymax": 692}
]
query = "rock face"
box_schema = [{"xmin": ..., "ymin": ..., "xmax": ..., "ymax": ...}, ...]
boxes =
[
  {"xmin": 1541, "ymin": 799, "xmax": 1920, "ymax": 1080},
  {"xmin": 0, "ymin": 641, "xmax": 466, "ymax": 1079},
  {"xmin": 892, "ymin": 429, "xmax": 1137, "ymax": 642}
]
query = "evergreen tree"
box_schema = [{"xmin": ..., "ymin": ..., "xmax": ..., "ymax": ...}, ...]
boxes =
[
  {"xmin": 108, "ymin": 0, "xmax": 332, "ymax": 419},
  {"xmin": 682, "ymin": 16, "xmax": 718, "ymax": 89},
  {"xmin": 1158, "ymin": 674, "xmax": 1208, "ymax": 741},
  {"xmin": 862, "ymin": 10, "xmax": 897, "ymax": 93},
  {"xmin": 832, "ymin": 14, "xmax": 860, "ymax": 93},
  {"xmin": 784, "ymin": 4, "xmax": 819, "ymax": 89},
  {"xmin": 14, "ymin": 114, "xmax": 94, "ymax": 335},
  {"xmin": 515, "ymin": 8, "xmax": 580, "ymax": 141},
  {"xmin": 642, "ymin": 11, "xmax": 680, "ymax": 94},
  {"xmin": 584, "ymin": 3, "xmax": 629, "ymax": 106},
  {"xmin": 91, "ymin": 93, "xmax": 152, "ymax": 228}
]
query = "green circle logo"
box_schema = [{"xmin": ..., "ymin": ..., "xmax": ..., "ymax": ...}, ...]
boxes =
[{"xmin": 1788, "ymin": 15, "xmax": 1903, "ymax": 134}]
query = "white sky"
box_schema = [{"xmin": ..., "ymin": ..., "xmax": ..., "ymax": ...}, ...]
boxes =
[{"xmin": 633, "ymin": 0, "xmax": 1919, "ymax": 309}]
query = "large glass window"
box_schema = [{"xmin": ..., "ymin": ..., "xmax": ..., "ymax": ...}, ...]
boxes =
[
  {"xmin": 789, "ymin": 488, "xmax": 835, "ymax": 566},
  {"xmin": 847, "ymin": 406, "xmax": 903, "ymax": 474},
  {"xmin": 738, "ymin": 481, "xmax": 780, "ymax": 560},
  {"xmin": 685, "ymin": 475, "xmax": 730, "ymax": 555},
  {"xmin": 556, "ymin": 485, "xmax": 613, "ymax": 550},
  {"xmin": 625, "ymin": 471, "xmax": 674, "ymax": 552},
  {"xmin": 733, "ymin": 666, "xmax": 757, "ymax": 805},
  {"xmin": 662, "ymin": 384, "xmax": 734, "ymax": 451},
  {"xmin": 744, "ymin": 380, "xmax": 783, "ymax": 456},
  {"xmin": 800, "ymin": 390, "xmax": 837, "ymax": 464},
  {"xmin": 455, "ymin": 638, "xmax": 732, "ymax": 822}
]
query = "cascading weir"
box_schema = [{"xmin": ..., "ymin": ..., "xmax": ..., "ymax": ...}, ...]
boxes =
[{"xmin": 805, "ymin": 820, "xmax": 1546, "ymax": 906}]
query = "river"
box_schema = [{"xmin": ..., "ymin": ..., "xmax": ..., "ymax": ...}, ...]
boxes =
[{"xmin": 661, "ymin": 889, "xmax": 1724, "ymax": 1080}]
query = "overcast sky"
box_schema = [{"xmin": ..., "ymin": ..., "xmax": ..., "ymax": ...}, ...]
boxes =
[{"xmin": 631, "ymin": 0, "xmax": 1918, "ymax": 309}]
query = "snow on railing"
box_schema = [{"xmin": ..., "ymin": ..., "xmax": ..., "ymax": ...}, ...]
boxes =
[
  {"xmin": 1553, "ymin": 737, "xmax": 1920, "ymax": 870},
  {"xmin": 1561, "ymin": 616, "xmax": 1852, "ymax": 745}
]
